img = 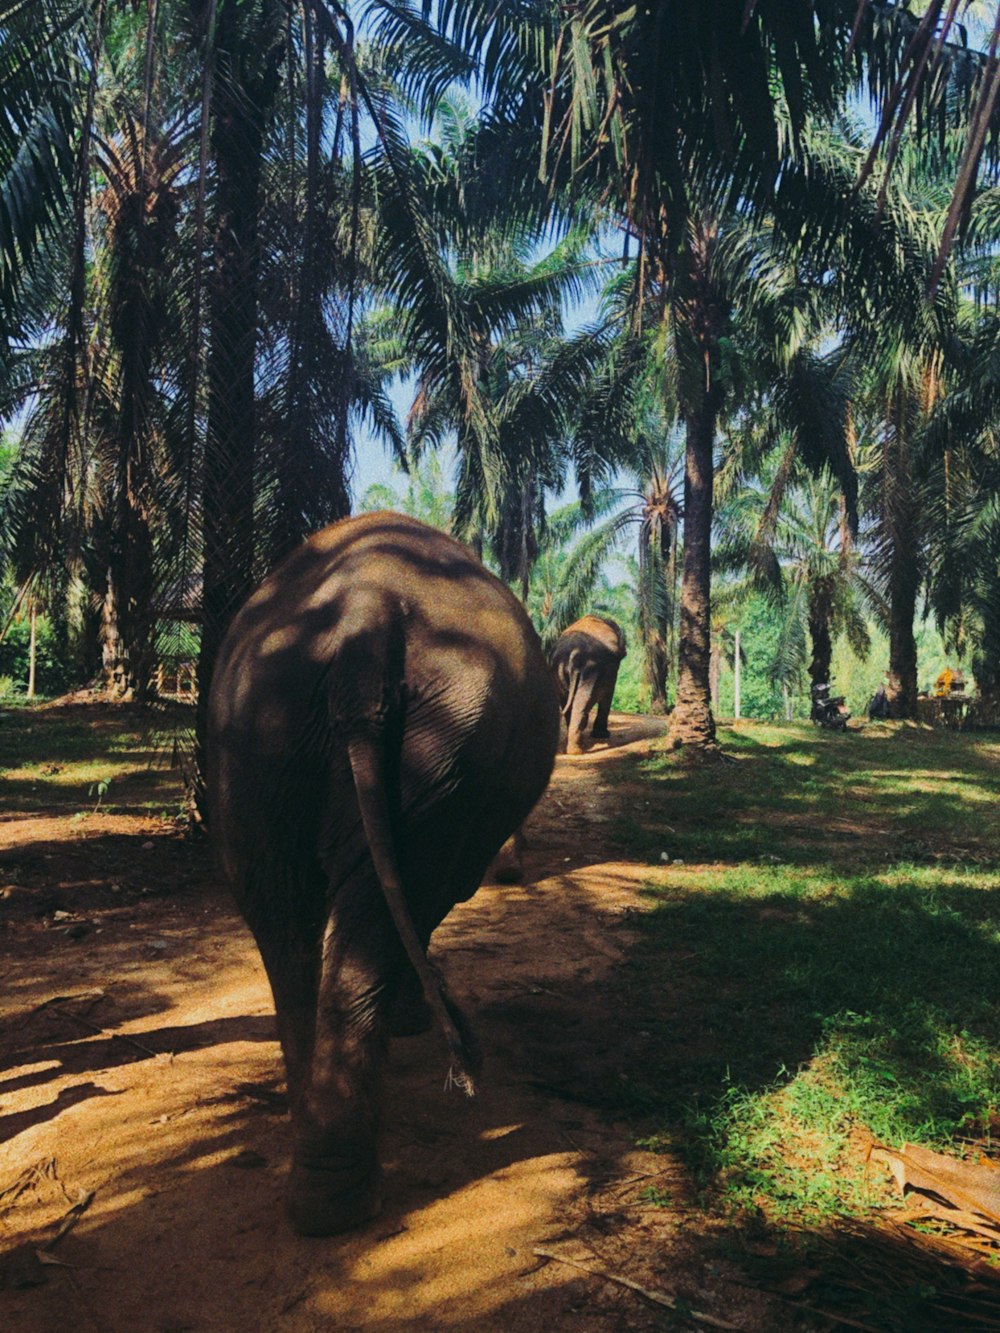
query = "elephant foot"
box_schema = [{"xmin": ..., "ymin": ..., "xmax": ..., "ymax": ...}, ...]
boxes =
[
  {"xmin": 286, "ymin": 1157, "xmax": 382, "ymax": 1237},
  {"xmin": 490, "ymin": 861, "xmax": 523, "ymax": 885},
  {"xmin": 591, "ymin": 726, "xmax": 610, "ymax": 740},
  {"xmin": 389, "ymin": 991, "xmax": 433, "ymax": 1037},
  {"xmin": 486, "ymin": 834, "xmax": 524, "ymax": 884},
  {"xmin": 566, "ymin": 740, "xmax": 585, "ymax": 755}
]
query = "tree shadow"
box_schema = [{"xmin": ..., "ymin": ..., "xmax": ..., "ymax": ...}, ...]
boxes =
[
  {"xmin": 1, "ymin": 713, "xmax": 997, "ymax": 1328},
  {"xmin": 0, "ymin": 1082, "xmax": 122, "ymax": 1145},
  {"xmin": 4, "ymin": 844, "xmax": 996, "ymax": 1328},
  {"xmin": 0, "ymin": 1014, "xmax": 276, "ymax": 1111},
  {"xmin": 608, "ymin": 721, "xmax": 1000, "ymax": 868}
]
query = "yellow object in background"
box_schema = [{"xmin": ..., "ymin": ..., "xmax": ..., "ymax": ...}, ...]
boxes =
[{"xmin": 934, "ymin": 667, "xmax": 966, "ymax": 697}]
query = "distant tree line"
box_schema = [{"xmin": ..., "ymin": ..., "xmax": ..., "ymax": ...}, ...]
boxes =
[{"xmin": 4, "ymin": 2, "xmax": 1000, "ymax": 760}]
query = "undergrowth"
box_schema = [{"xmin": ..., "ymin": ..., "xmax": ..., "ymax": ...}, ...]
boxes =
[{"xmin": 611, "ymin": 721, "xmax": 1000, "ymax": 1229}]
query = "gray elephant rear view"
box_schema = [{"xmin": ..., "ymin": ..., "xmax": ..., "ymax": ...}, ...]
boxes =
[
  {"xmin": 550, "ymin": 614, "xmax": 627, "ymax": 753},
  {"xmin": 208, "ymin": 512, "xmax": 559, "ymax": 1235}
]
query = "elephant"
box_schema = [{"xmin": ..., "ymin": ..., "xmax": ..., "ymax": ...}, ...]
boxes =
[
  {"xmin": 550, "ymin": 614, "xmax": 627, "ymax": 754},
  {"xmin": 207, "ymin": 512, "xmax": 559, "ymax": 1236}
]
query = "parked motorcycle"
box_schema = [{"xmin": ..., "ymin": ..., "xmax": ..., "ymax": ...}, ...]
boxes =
[{"xmin": 810, "ymin": 681, "xmax": 850, "ymax": 731}]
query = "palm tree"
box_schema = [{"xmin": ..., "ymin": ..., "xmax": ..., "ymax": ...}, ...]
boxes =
[
  {"xmin": 851, "ymin": 358, "xmax": 945, "ymax": 717},
  {"xmin": 717, "ymin": 462, "xmax": 879, "ymax": 696},
  {"xmin": 3, "ymin": 1, "xmax": 407, "ymax": 724},
  {"xmin": 924, "ymin": 300, "xmax": 1000, "ymax": 717},
  {"xmin": 928, "ymin": 467, "xmax": 1000, "ymax": 717},
  {"xmin": 365, "ymin": 102, "xmax": 611, "ymax": 591},
  {"xmin": 538, "ymin": 428, "xmax": 683, "ymax": 709},
  {"xmin": 93, "ymin": 112, "xmax": 188, "ymax": 696},
  {"xmin": 0, "ymin": 12, "xmax": 197, "ymax": 698},
  {"xmin": 837, "ymin": 140, "xmax": 960, "ymax": 718},
  {"xmin": 358, "ymin": 453, "xmax": 455, "ymax": 529},
  {"xmin": 655, "ymin": 206, "xmax": 865, "ymax": 752}
]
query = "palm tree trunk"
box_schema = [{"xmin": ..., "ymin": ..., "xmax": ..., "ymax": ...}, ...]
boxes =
[
  {"xmin": 733, "ymin": 629, "xmax": 741, "ymax": 720},
  {"xmin": 639, "ymin": 525, "xmax": 670, "ymax": 709},
  {"xmin": 196, "ymin": 0, "xmax": 282, "ymax": 765},
  {"xmin": 879, "ymin": 380, "xmax": 922, "ymax": 720},
  {"xmin": 709, "ymin": 641, "xmax": 720, "ymax": 709},
  {"xmin": 667, "ymin": 396, "xmax": 719, "ymax": 752},
  {"xmin": 885, "ymin": 461, "xmax": 920, "ymax": 721},
  {"xmin": 887, "ymin": 556, "xmax": 919, "ymax": 718},
  {"xmin": 103, "ymin": 510, "xmax": 156, "ymax": 698},
  {"xmin": 27, "ymin": 602, "xmax": 37, "ymax": 700},
  {"xmin": 807, "ymin": 582, "xmax": 834, "ymax": 688}
]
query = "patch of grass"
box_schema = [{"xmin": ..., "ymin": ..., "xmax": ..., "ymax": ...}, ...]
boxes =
[
  {"xmin": 608, "ymin": 720, "xmax": 1000, "ymax": 870},
  {"xmin": 611, "ymin": 722, "xmax": 1000, "ymax": 1228},
  {"xmin": 638, "ymin": 1184, "xmax": 673, "ymax": 1208},
  {"xmin": 0, "ymin": 704, "xmax": 191, "ymax": 815}
]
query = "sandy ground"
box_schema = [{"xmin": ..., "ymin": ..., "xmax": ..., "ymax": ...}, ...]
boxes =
[{"xmin": 0, "ymin": 712, "xmax": 777, "ymax": 1332}]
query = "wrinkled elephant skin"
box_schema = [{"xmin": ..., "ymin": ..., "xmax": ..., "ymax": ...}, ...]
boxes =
[
  {"xmin": 208, "ymin": 513, "xmax": 559, "ymax": 1236},
  {"xmin": 550, "ymin": 615, "xmax": 627, "ymax": 754}
]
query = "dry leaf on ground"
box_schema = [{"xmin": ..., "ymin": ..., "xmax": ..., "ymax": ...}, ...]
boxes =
[{"xmin": 871, "ymin": 1142, "xmax": 1000, "ymax": 1231}]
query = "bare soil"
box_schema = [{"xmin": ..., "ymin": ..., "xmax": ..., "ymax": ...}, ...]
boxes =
[{"xmin": 0, "ymin": 706, "xmax": 777, "ymax": 1332}]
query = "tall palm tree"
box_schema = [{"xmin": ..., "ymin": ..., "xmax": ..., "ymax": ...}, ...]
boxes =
[
  {"xmin": 655, "ymin": 208, "xmax": 861, "ymax": 751},
  {"xmin": 0, "ymin": 10, "xmax": 197, "ymax": 698},
  {"xmin": 195, "ymin": 0, "xmax": 284, "ymax": 748},
  {"xmin": 93, "ymin": 112, "xmax": 187, "ymax": 696},
  {"xmin": 717, "ymin": 462, "xmax": 879, "ymax": 694},
  {"xmin": 927, "ymin": 455, "xmax": 1000, "ymax": 715},
  {"xmin": 366, "ymin": 102, "xmax": 610, "ymax": 587},
  {"xmin": 924, "ymin": 297, "xmax": 1000, "ymax": 716},
  {"xmin": 539, "ymin": 427, "xmax": 683, "ymax": 708}
]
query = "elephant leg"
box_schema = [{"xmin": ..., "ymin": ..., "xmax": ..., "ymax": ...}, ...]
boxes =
[
  {"xmin": 236, "ymin": 861, "xmax": 324, "ymax": 1120},
  {"xmin": 286, "ymin": 871, "xmax": 399, "ymax": 1236},
  {"xmin": 566, "ymin": 668, "xmax": 598, "ymax": 754},
  {"xmin": 591, "ymin": 677, "xmax": 615, "ymax": 739},
  {"xmin": 254, "ymin": 934, "xmax": 319, "ymax": 1118},
  {"xmin": 388, "ymin": 964, "xmax": 433, "ymax": 1036}
]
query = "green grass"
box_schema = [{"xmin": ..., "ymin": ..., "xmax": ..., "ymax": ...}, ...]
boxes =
[
  {"xmin": 609, "ymin": 721, "xmax": 1000, "ymax": 1229},
  {"xmin": 0, "ymin": 703, "xmax": 192, "ymax": 817}
]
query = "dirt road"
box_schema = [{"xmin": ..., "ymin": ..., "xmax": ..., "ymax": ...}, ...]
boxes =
[{"xmin": 1, "ymin": 711, "xmax": 773, "ymax": 1331}]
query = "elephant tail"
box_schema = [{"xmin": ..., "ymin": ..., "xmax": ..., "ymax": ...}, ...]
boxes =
[{"xmin": 346, "ymin": 731, "xmax": 480, "ymax": 1096}]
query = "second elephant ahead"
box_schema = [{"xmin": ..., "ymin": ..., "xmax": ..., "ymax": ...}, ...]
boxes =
[{"xmin": 550, "ymin": 615, "xmax": 627, "ymax": 754}]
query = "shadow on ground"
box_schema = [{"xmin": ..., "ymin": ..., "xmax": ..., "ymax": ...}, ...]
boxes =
[{"xmin": 0, "ymin": 710, "xmax": 997, "ymax": 1328}]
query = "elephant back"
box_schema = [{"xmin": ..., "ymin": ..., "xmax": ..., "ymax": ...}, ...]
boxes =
[
  {"xmin": 208, "ymin": 511, "xmax": 560, "ymax": 859},
  {"xmin": 556, "ymin": 614, "xmax": 627, "ymax": 660}
]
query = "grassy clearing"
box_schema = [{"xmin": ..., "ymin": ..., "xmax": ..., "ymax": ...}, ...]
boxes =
[
  {"xmin": 609, "ymin": 721, "xmax": 1000, "ymax": 1233},
  {"xmin": 0, "ymin": 703, "xmax": 192, "ymax": 818}
]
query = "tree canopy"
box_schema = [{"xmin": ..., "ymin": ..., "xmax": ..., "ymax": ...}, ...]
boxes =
[{"xmin": 4, "ymin": 0, "xmax": 1000, "ymax": 749}]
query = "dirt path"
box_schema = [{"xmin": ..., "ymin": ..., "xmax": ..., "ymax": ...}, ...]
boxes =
[{"xmin": 1, "ymin": 712, "xmax": 774, "ymax": 1331}]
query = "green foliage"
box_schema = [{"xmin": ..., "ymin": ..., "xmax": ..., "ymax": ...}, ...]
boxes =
[
  {"xmin": 0, "ymin": 606, "xmax": 78, "ymax": 698},
  {"xmin": 610, "ymin": 723, "xmax": 1000, "ymax": 1227},
  {"xmin": 358, "ymin": 455, "xmax": 455, "ymax": 528},
  {"xmin": 714, "ymin": 595, "xmax": 795, "ymax": 721},
  {"xmin": 0, "ymin": 706, "xmax": 190, "ymax": 817}
]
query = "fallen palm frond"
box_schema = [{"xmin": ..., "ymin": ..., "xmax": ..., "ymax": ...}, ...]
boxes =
[
  {"xmin": 532, "ymin": 1246, "xmax": 740, "ymax": 1330},
  {"xmin": 871, "ymin": 1139, "xmax": 1000, "ymax": 1232},
  {"xmin": 790, "ymin": 1215, "xmax": 1000, "ymax": 1331}
]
